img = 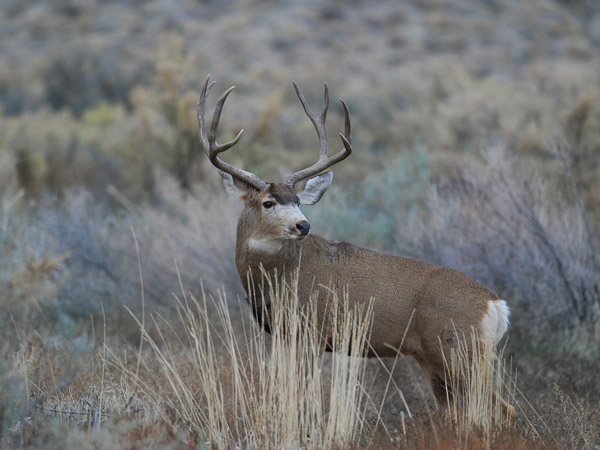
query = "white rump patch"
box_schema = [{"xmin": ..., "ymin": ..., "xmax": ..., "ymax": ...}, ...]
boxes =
[{"xmin": 480, "ymin": 299, "xmax": 510, "ymax": 346}]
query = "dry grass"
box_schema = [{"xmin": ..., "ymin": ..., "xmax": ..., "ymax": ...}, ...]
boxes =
[
  {"xmin": 109, "ymin": 268, "xmax": 377, "ymax": 448},
  {"xmin": 442, "ymin": 329, "xmax": 515, "ymax": 438},
  {"xmin": 0, "ymin": 241, "xmax": 534, "ymax": 449},
  {"xmin": 2, "ymin": 260, "xmax": 535, "ymax": 448}
]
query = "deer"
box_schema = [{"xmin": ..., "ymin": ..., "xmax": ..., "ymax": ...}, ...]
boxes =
[{"xmin": 197, "ymin": 75, "xmax": 515, "ymax": 418}]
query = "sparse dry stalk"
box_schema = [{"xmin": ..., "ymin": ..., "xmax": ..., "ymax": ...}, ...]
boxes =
[
  {"xmin": 117, "ymin": 268, "xmax": 374, "ymax": 448},
  {"xmin": 442, "ymin": 326, "xmax": 515, "ymax": 443}
]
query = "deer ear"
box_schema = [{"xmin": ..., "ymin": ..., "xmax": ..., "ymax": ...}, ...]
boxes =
[
  {"xmin": 294, "ymin": 172, "xmax": 333, "ymax": 205},
  {"xmin": 220, "ymin": 171, "xmax": 255, "ymax": 199}
]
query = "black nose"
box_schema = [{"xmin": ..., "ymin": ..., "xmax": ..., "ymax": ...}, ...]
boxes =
[{"xmin": 296, "ymin": 221, "xmax": 310, "ymax": 236}]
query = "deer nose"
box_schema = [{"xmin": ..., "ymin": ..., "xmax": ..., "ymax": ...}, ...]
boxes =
[{"xmin": 296, "ymin": 221, "xmax": 310, "ymax": 236}]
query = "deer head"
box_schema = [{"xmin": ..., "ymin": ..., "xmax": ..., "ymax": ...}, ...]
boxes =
[{"xmin": 197, "ymin": 75, "xmax": 352, "ymax": 253}]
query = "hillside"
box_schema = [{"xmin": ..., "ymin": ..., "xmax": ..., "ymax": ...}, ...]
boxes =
[{"xmin": 1, "ymin": 1, "xmax": 599, "ymax": 448}]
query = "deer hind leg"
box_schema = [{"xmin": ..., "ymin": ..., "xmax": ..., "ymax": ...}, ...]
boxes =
[
  {"xmin": 420, "ymin": 343, "xmax": 512, "ymax": 420},
  {"xmin": 418, "ymin": 360, "xmax": 516, "ymax": 426},
  {"xmin": 443, "ymin": 345, "xmax": 516, "ymax": 422},
  {"xmin": 492, "ymin": 390, "xmax": 516, "ymax": 421},
  {"xmin": 416, "ymin": 360, "xmax": 454, "ymax": 410},
  {"xmin": 430, "ymin": 371, "xmax": 453, "ymax": 407},
  {"xmin": 422, "ymin": 363, "xmax": 515, "ymax": 425}
]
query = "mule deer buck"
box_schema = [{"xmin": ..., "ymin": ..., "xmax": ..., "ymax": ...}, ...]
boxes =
[{"xmin": 197, "ymin": 75, "xmax": 515, "ymax": 418}]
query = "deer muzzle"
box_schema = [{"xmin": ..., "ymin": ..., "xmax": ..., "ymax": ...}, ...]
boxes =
[{"xmin": 296, "ymin": 220, "xmax": 311, "ymax": 236}]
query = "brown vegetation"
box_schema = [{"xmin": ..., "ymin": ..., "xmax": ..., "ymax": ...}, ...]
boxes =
[{"xmin": 1, "ymin": 0, "xmax": 600, "ymax": 448}]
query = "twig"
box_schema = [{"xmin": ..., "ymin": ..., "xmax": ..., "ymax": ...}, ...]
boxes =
[
  {"xmin": 82, "ymin": 396, "xmax": 101, "ymax": 430},
  {"xmin": 34, "ymin": 404, "xmax": 109, "ymax": 418}
]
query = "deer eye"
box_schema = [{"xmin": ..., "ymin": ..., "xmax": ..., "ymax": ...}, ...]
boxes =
[{"xmin": 262, "ymin": 201, "xmax": 274, "ymax": 209}]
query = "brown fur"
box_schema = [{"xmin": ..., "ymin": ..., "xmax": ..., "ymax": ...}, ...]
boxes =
[
  {"xmin": 237, "ymin": 185, "xmax": 491, "ymax": 358},
  {"xmin": 238, "ymin": 226, "xmax": 493, "ymax": 359}
]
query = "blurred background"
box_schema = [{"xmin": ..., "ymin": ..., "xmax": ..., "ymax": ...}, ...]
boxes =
[
  {"xmin": 1, "ymin": 0, "xmax": 600, "ymax": 446},
  {"xmin": 3, "ymin": 0, "xmax": 599, "ymax": 195}
]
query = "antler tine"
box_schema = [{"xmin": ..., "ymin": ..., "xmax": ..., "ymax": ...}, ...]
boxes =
[
  {"xmin": 340, "ymin": 98, "xmax": 351, "ymax": 145},
  {"xmin": 292, "ymin": 81, "xmax": 329, "ymax": 158},
  {"xmin": 197, "ymin": 75, "xmax": 215, "ymax": 151},
  {"xmin": 285, "ymin": 82, "xmax": 352, "ymax": 187},
  {"xmin": 197, "ymin": 75, "xmax": 268, "ymax": 191}
]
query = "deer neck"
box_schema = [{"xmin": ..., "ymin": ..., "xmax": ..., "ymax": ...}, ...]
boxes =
[
  {"xmin": 236, "ymin": 235, "xmax": 302, "ymax": 275},
  {"xmin": 235, "ymin": 213, "xmax": 303, "ymax": 287}
]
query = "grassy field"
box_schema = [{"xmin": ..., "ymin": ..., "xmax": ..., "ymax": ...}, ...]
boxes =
[{"xmin": 1, "ymin": 0, "xmax": 600, "ymax": 448}]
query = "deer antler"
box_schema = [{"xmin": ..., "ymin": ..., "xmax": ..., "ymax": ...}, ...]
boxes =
[
  {"xmin": 198, "ymin": 75, "xmax": 268, "ymax": 191},
  {"xmin": 284, "ymin": 82, "xmax": 352, "ymax": 187}
]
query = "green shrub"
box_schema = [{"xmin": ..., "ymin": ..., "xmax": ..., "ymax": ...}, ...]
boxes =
[
  {"xmin": 41, "ymin": 49, "xmax": 144, "ymax": 116},
  {"xmin": 307, "ymin": 145, "xmax": 430, "ymax": 249}
]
